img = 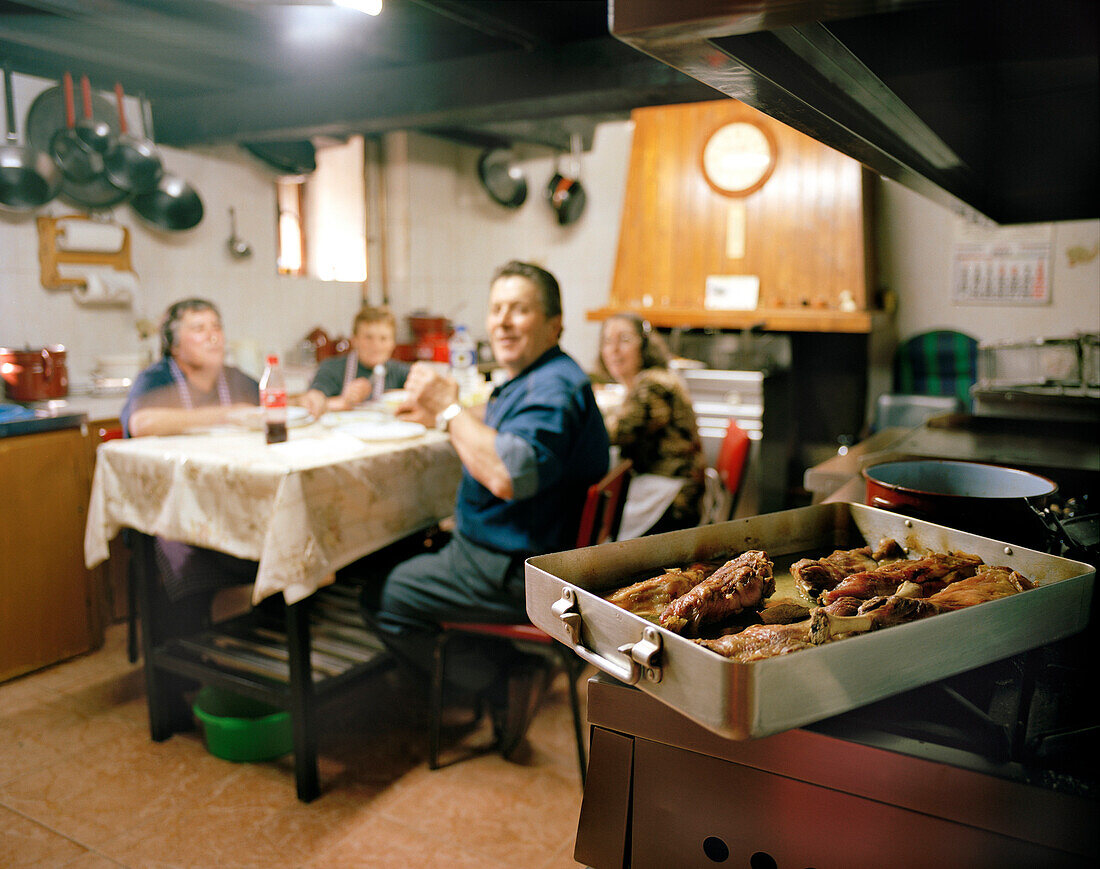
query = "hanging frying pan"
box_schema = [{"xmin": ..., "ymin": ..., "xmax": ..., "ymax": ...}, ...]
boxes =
[
  {"xmin": 545, "ymin": 133, "xmax": 586, "ymax": 226},
  {"xmin": 75, "ymin": 75, "xmax": 112, "ymax": 155},
  {"xmin": 103, "ymin": 82, "xmax": 162, "ymax": 194},
  {"xmin": 546, "ymin": 171, "xmax": 586, "ymax": 225},
  {"xmin": 129, "ymin": 95, "xmax": 203, "ymax": 231},
  {"xmin": 26, "ymin": 78, "xmax": 126, "ymax": 210},
  {"xmin": 50, "ymin": 72, "xmax": 104, "ymax": 183},
  {"xmin": 477, "ymin": 147, "xmax": 527, "ymax": 208},
  {"xmin": 0, "ymin": 62, "xmax": 61, "ymax": 211}
]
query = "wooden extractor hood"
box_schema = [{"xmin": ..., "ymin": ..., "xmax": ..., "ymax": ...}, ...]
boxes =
[{"xmin": 593, "ymin": 99, "xmax": 877, "ymax": 333}]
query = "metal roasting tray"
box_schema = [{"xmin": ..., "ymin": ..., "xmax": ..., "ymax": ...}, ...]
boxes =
[{"xmin": 525, "ymin": 502, "xmax": 1095, "ymax": 740}]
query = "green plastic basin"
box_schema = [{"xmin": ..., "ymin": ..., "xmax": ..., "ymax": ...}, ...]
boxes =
[{"xmin": 192, "ymin": 686, "xmax": 292, "ymax": 763}]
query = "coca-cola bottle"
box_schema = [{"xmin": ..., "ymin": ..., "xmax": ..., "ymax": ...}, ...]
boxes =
[{"xmin": 259, "ymin": 354, "xmax": 288, "ymax": 444}]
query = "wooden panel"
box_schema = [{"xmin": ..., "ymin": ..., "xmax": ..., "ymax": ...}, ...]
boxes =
[
  {"xmin": 0, "ymin": 427, "xmax": 102, "ymax": 682},
  {"xmin": 607, "ymin": 100, "xmax": 873, "ymax": 329}
]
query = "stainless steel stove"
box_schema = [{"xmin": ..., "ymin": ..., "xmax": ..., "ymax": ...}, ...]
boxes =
[{"xmin": 576, "ymin": 646, "xmax": 1098, "ymax": 869}]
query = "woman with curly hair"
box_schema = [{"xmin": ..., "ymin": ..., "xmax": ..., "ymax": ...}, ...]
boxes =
[{"xmin": 595, "ymin": 313, "xmax": 706, "ymax": 534}]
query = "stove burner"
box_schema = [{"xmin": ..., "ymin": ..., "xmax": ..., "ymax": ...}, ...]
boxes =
[{"xmin": 815, "ymin": 639, "xmax": 1100, "ymax": 799}]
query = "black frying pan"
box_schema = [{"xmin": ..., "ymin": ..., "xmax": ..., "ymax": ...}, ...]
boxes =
[
  {"xmin": 104, "ymin": 82, "xmax": 162, "ymax": 194},
  {"xmin": 50, "ymin": 72, "xmax": 104, "ymax": 183},
  {"xmin": 129, "ymin": 95, "xmax": 203, "ymax": 231},
  {"xmin": 477, "ymin": 148, "xmax": 527, "ymax": 208},
  {"xmin": 546, "ymin": 171, "xmax": 586, "ymax": 225}
]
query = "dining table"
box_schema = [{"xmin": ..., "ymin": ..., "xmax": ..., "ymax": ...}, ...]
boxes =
[{"xmin": 83, "ymin": 410, "xmax": 463, "ymax": 801}]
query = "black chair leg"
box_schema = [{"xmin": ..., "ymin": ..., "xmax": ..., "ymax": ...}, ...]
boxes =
[
  {"xmin": 428, "ymin": 634, "xmax": 448, "ymax": 770},
  {"xmin": 558, "ymin": 648, "xmax": 587, "ymax": 784},
  {"xmin": 126, "ymin": 556, "xmax": 139, "ymax": 663}
]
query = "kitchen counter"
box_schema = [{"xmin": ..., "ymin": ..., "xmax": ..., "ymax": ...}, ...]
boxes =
[
  {"xmin": 0, "ymin": 406, "xmax": 86, "ymax": 439},
  {"xmin": 19, "ymin": 392, "xmax": 127, "ymax": 423}
]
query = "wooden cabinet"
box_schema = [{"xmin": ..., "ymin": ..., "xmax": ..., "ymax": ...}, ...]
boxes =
[
  {"xmin": 0, "ymin": 425, "xmax": 104, "ymax": 682},
  {"xmin": 87, "ymin": 419, "xmax": 131, "ymax": 628}
]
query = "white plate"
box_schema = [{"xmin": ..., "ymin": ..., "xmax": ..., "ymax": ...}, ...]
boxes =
[
  {"xmin": 222, "ymin": 406, "xmax": 313, "ymax": 430},
  {"xmin": 337, "ymin": 420, "xmax": 427, "ymax": 441},
  {"xmin": 320, "ymin": 409, "xmax": 390, "ymax": 427},
  {"xmin": 186, "ymin": 406, "xmax": 312, "ymax": 434}
]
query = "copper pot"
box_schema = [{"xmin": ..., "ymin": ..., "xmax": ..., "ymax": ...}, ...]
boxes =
[
  {"xmin": 0, "ymin": 345, "xmax": 69, "ymax": 401},
  {"xmin": 863, "ymin": 459, "xmax": 1057, "ymax": 548}
]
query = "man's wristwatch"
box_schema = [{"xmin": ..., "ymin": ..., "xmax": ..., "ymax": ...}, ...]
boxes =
[{"xmin": 436, "ymin": 402, "xmax": 462, "ymax": 432}]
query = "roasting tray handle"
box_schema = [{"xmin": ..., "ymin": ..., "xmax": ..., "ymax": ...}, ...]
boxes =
[{"xmin": 551, "ymin": 587, "xmax": 663, "ymax": 684}]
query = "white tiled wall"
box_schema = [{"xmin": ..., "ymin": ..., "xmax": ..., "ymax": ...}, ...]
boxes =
[
  {"xmin": 876, "ymin": 180, "xmax": 1100, "ymax": 343},
  {"xmin": 0, "ymin": 77, "xmax": 363, "ymax": 386},
  {"xmin": 393, "ymin": 122, "xmax": 633, "ymax": 368},
  {"xmin": 3, "ymin": 66, "xmax": 1096, "ymax": 399}
]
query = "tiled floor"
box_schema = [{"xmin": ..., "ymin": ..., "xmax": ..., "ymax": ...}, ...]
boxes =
[{"xmin": 0, "ymin": 623, "xmax": 590, "ymax": 868}]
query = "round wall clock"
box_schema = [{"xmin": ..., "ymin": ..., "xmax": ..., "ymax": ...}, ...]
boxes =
[{"xmin": 701, "ymin": 121, "xmax": 777, "ymax": 197}]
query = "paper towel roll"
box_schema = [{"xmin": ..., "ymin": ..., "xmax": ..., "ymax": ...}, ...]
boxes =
[
  {"xmin": 72, "ymin": 268, "xmax": 139, "ymax": 307},
  {"xmin": 57, "ymin": 219, "xmax": 126, "ymax": 253}
]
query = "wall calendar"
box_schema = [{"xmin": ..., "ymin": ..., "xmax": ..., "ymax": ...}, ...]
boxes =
[{"xmin": 951, "ymin": 220, "xmax": 1053, "ymax": 305}]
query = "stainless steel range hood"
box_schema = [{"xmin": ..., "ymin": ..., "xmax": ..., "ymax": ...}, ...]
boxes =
[{"xmin": 610, "ymin": 0, "xmax": 1097, "ymax": 225}]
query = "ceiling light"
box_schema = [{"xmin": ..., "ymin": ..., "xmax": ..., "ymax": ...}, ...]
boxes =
[{"xmin": 333, "ymin": 0, "xmax": 382, "ymax": 15}]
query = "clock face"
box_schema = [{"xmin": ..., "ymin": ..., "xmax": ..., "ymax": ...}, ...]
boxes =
[{"xmin": 702, "ymin": 121, "xmax": 777, "ymax": 196}]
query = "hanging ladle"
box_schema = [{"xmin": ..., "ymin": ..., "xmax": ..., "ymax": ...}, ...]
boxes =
[{"xmin": 226, "ymin": 207, "xmax": 252, "ymax": 258}]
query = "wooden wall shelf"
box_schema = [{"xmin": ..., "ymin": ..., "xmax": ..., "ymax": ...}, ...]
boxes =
[{"xmin": 586, "ymin": 306, "xmax": 876, "ymax": 334}]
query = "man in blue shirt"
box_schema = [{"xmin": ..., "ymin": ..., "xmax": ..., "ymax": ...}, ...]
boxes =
[{"xmin": 368, "ymin": 261, "xmax": 609, "ymax": 758}]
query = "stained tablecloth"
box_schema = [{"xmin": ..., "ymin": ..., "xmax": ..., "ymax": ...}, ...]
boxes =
[{"xmin": 84, "ymin": 424, "xmax": 462, "ymax": 604}]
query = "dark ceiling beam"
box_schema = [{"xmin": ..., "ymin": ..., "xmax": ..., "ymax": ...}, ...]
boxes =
[
  {"xmin": 406, "ymin": 0, "xmax": 543, "ymax": 51},
  {"xmin": 0, "ymin": 0, "xmax": 393, "ymax": 77},
  {"xmin": 153, "ymin": 36, "xmax": 722, "ymax": 146},
  {"xmin": 0, "ymin": 19, "xmax": 244, "ymax": 89}
]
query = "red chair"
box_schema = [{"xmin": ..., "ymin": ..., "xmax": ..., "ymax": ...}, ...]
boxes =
[
  {"xmin": 428, "ymin": 459, "xmax": 633, "ymax": 781},
  {"xmin": 702, "ymin": 419, "xmax": 751, "ymax": 523}
]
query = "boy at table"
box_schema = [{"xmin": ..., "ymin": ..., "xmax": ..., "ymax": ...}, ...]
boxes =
[
  {"xmin": 364, "ymin": 261, "xmax": 610, "ymax": 759},
  {"xmin": 299, "ymin": 305, "xmax": 411, "ymax": 418},
  {"xmin": 121, "ymin": 298, "xmax": 260, "ymax": 630}
]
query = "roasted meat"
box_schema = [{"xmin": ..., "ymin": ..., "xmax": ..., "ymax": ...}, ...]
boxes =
[
  {"xmin": 696, "ymin": 621, "xmax": 813, "ymax": 662},
  {"xmin": 810, "ymin": 564, "xmax": 1034, "ymax": 642},
  {"xmin": 809, "ymin": 595, "xmax": 941, "ymax": 643},
  {"xmin": 699, "ymin": 596, "xmax": 862, "ymax": 660},
  {"xmin": 758, "ymin": 597, "xmax": 811, "ymax": 625},
  {"xmin": 820, "ymin": 551, "xmax": 984, "ymax": 604},
  {"xmin": 791, "ymin": 538, "xmax": 905, "ymax": 601},
  {"xmin": 603, "ymin": 565, "xmax": 709, "ymax": 622},
  {"xmin": 659, "ymin": 550, "xmax": 774, "ymax": 636},
  {"xmin": 925, "ymin": 565, "xmax": 1036, "ymax": 610}
]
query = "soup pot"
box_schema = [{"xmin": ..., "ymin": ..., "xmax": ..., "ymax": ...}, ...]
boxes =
[
  {"xmin": 0, "ymin": 345, "xmax": 69, "ymax": 401},
  {"xmin": 863, "ymin": 459, "xmax": 1057, "ymax": 548}
]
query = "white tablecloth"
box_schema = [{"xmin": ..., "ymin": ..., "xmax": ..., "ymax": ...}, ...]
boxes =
[{"xmin": 84, "ymin": 423, "xmax": 462, "ymax": 604}]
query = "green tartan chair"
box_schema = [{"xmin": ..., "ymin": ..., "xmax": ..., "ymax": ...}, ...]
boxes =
[{"xmin": 893, "ymin": 330, "xmax": 979, "ymax": 410}]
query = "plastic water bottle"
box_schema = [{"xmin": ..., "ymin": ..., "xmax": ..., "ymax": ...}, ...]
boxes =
[
  {"xmin": 448, "ymin": 325, "xmax": 479, "ymax": 401},
  {"xmin": 259, "ymin": 354, "xmax": 288, "ymax": 444},
  {"xmin": 370, "ymin": 363, "xmax": 386, "ymax": 405}
]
